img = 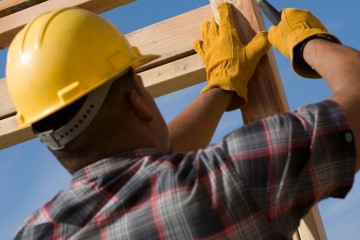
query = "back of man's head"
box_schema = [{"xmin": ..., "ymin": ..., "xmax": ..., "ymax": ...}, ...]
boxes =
[{"xmin": 6, "ymin": 7, "xmax": 159, "ymax": 151}]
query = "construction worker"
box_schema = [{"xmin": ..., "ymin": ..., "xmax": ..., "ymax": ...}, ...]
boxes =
[{"xmin": 7, "ymin": 3, "xmax": 359, "ymax": 239}]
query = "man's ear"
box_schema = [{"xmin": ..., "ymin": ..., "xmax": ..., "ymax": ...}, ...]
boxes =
[{"xmin": 128, "ymin": 89, "xmax": 153, "ymax": 121}]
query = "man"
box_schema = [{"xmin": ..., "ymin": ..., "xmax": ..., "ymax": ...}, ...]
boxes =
[{"xmin": 7, "ymin": 3, "xmax": 359, "ymax": 240}]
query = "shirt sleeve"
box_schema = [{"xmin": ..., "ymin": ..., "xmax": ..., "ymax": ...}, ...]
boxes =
[{"xmin": 221, "ymin": 100, "xmax": 356, "ymax": 235}]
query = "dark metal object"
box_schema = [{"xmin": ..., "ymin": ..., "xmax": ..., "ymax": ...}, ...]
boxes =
[{"xmin": 256, "ymin": 0, "xmax": 281, "ymax": 25}]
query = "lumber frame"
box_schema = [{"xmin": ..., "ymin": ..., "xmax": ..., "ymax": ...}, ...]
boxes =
[
  {"xmin": 210, "ymin": 1, "xmax": 326, "ymax": 239},
  {"xmin": 0, "ymin": 0, "xmax": 48, "ymax": 17},
  {"xmin": 0, "ymin": 0, "xmax": 134, "ymax": 49},
  {"xmin": 0, "ymin": 54, "xmax": 206, "ymax": 149},
  {"xmin": 209, "ymin": 0, "xmax": 288, "ymax": 123},
  {"xmin": 0, "ymin": 1, "xmax": 327, "ymax": 239},
  {"xmin": 0, "ymin": 5, "xmax": 212, "ymax": 122}
]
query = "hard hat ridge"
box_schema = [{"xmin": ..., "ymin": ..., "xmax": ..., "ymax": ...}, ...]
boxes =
[{"xmin": 6, "ymin": 7, "xmax": 160, "ymax": 129}]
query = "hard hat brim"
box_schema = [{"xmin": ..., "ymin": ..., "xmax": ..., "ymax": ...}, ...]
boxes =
[{"xmin": 132, "ymin": 54, "xmax": 161, "ymax": 69}]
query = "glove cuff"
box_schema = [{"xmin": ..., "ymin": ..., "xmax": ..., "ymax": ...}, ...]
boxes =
[
  {"xmin": 200, "ymin": 78, "xmax": 248, "ymax": 110},
  {"xmin": 292, "ymin": 33, "xmax": 341, "ymax": 78}
]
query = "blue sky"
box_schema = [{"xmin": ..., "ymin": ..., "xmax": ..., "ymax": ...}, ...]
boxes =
[{"xmin": 0, "ymin": 0, "xmax": 359, "ymax": 239}]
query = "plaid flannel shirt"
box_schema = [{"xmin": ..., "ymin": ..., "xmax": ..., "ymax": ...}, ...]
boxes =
[{"xmin": 15, "ymin": 100, "xmax": 356, "ymax": 240}]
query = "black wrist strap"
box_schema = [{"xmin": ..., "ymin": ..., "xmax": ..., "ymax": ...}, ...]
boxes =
[
  {"xmin": 293, "ymin": 33, "xmax": 341, "ymax": 78},
  {"xmin": 299, "ymin": 34, "xmax": 340, "ymax": 63}
]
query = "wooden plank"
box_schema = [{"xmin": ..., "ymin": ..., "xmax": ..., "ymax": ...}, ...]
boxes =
[
  {"xmin": 292, "ymin": 231, "xmax": 301, "ymax": 240},
  {"xmin": 0, "ymin": 5, "xmax": 212, "ymax": 120},
  {"xmin": 0, "ymin": 54, "xmax": 206, "ymax": 149},
  {"xmin": 0, "ymin": 79, "xmax": 14, "ymax": 120},
  {"xmin": 0, "ymin": 0, "xmax": 134, "ymax": 49},
  {"xmin": 0, "ymin": 80, "xmax": 16, "ymax": 120},
  {"xmin": 298, "ymin": 206, "xmax": 327, "ymax": 240},
  {"xmin": 209, "ymin": 1, "xmax": 325, "ymax": 239},
  {"xmin": 209, "ymin": 0, "xmax": 288, "ymax": 123},
  {"xmin": 127, "ymin": 6, "xmax": 211, "ymax": 72},
  {"xmin": 0, "ymin": 0, "xmax": 47, "ymax": 17},
  {"xmin": 0, "ymin": 2, "xmax": 209, "ymax": 55},
  {"xmin": 0, "ymin": 115, "xmax": 35, "ymax": 149},
  {"xmin": 140, "ymin": 54, "xmax": 205, "ymax": 98}
]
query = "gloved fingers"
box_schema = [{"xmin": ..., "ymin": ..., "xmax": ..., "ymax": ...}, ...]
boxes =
[
  {"xmin": 217, "ymin": 3, "xmax": 241, "ymax": 43},
  {"xmin": 280, "ymin": 8, "xmax": 309, "ymax": 24},
  {"xmin": 218, "ymin": 3, "xmax": 232, "ymax": 33},
  {"xmin": 282, "ymin": 8, "xmax": 327, "ymax": 31},
  {"xmin": 280, "ymin": 9, "xmax": 302, "ymax": 30},
  {"xmin": 208, "ymin": 17, "xmax": 219, "ymax": 39},
  {"xmin": 200, "ymin": 20, "xmax": 210, "ymax": 43},
  {"xmin": 194, "ymin": 39, "xmax": 205, "ymax": 59},
  {"xmin": 282, "ymin": 8, "xmax": 309, "ymax": 22},
  {"xmin": 245, "ymin": 31, "xmax": 271, "ymax": 60}
]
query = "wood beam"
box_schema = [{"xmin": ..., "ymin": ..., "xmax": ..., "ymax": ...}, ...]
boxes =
[
  {"xmin": 209, "ymin": 1, "xmax": 325, "ymax": 239},
  {"xmin": 209, "ymin": 0, "xmax": 287, "ymax": 123},
  {"xmin": 298, "ymin": 206, "xmax": 327, "ymax": 240},
  {"xmin": 127, "ymin": 6, "xmax": 211, "ymax": 71},
  {"xmin": 0, "ymin": 0, "xmax": 134, "ymax": 49},
  {"xmin": 0, "ymin": 115, "xmax": 34, "ymax": 149},
  {"xmin": 0, "ymin": 0, "xmax": 48, "ymax": 17},
  {"xmin": 0, "ymin": 54, "xmax": 206, "ymax": 149},
  {"xmin": 0, "ymin": 5, "xmax": 212, "ymax": 120},
  {"xmin": 141, "ymin": 55, "xmax": 205, "ymax": 98},
  {"xmin": 0, "ymin": 80, "xmax": 15, "ymax": 120}
]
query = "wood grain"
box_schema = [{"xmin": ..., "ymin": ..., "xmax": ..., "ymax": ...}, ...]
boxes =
[
  {"xmin": 210, "ymin": 0, "xmax": 288, "ymax": 123},
  {"xmin": 0, "ymin": 80, "xmax": 15, "ymax": 120},
  {"xmin": 0, "ymin": 0, "xmax": 134, "ymax": 49},
  {"xmin": 209, "ymin": 1, "xmax": 326, "ymax": 239},
  {"xmin": 0, "ymin": 115, "xmax": 34, "ymax": 148},
  {"xmin": 0, "ymin": 5, "xmax": 212, "ymax": 120},
  {"xmin": 0, "ymin": 54, "xmax": 206, "ymax": 149},
  {"xmin": 0, "ymin": 0, "xmax": 48, "ymax": 17},
  {"xmin": 0, "ymin": 2, "xmax": 288, "ymax": 146}
]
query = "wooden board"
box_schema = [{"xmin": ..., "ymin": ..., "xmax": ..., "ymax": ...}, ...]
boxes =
[
  {"xmin": 0, "ymin": 115, "xmax": 34, "ymax": 149},
  {"xmin": 209, "ymin": 1, "xmax": 325, "ymax": 239},
  {"xmin": 298, "ymin": 206, "xmax": 328, "ymax": 240},
  {"xmin": 0, "ymin": 5, "xmax": 211, "ymax": 148},
  {"xmin": 0, "ymin": 0, "xmax": 48, "ymax": 17},
  {"xmin": 0, "ymin": 54, "xmax": 206, "ymax": 149},
  {"xmin": 209, "ymin": 0, "xmax": 287, "ymax": 123},
  {"xmin": 0, "ymin": 80, "xmax": 16, "ymax": 120},
  {"xmin": 0, "ymin": 0, "xmax": 134, "ymax": 49},
  {"xmin": 0, "ymin": 2, "xmax": 288, "ymax": 123},
  {"xmin": 0, "ymin": 5, "xmax": 212, "ymax": 120}
]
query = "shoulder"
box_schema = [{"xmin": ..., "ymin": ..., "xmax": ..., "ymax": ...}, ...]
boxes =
[{"xmin": 14, "ymin": 191, "xmax": 80, "ymax": 239}]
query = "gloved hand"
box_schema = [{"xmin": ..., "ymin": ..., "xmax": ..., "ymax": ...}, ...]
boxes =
[
  {"xmin": 268, "ymin": 8, "xmax": 341, "ymax": 78},
  {"xmin": 194, "ymin": 3, "xmax": 271, "ymax": 110}
]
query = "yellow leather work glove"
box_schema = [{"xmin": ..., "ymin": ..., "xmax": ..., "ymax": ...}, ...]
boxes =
[
  {"xmin": 268, "ymin": 8, "xmax": 341, "ymax": 78},
  {"xmin": 194, "ymin": 3, "xmax": 271, "ymax": 110}
]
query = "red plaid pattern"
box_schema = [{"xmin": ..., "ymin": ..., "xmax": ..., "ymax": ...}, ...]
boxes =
[{"xmin": 15, "ymin": 100, "xmax": 356, "ymax": 239}]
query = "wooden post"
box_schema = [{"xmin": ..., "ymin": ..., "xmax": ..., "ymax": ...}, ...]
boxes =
[
  {"xmin": 209, "ymin": 0, "xmax": 287, "ymax": 123},
  {"xmin": 209, "ymin": 0, "xmax": 326, "ymax": 239}
]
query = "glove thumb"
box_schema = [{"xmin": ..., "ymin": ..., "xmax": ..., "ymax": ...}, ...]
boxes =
[
  {"xmin": 268, "ymin": 25, "xmax": 290, "ymax": 58},
  {"xmin": 194, "ymin": 40, "xmax": 205, "ymax": 60},
  {"xmin": 245, "ymin": 31, "xmax": 271, "ymax": 60}
]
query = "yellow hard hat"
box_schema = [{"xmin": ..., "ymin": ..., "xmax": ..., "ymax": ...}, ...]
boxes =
[{"xmin": 6, "ymin": 7, "xmax": 160, "ymax": 127}]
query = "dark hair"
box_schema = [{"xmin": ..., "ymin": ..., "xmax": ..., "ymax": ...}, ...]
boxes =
[
  {"xmin": 32, "ymin": 68, "xmax": 136, "ymax": 134},
  {"xmin": 32, "ymin": 95, "xmax": 87, "ymax": 133}
]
